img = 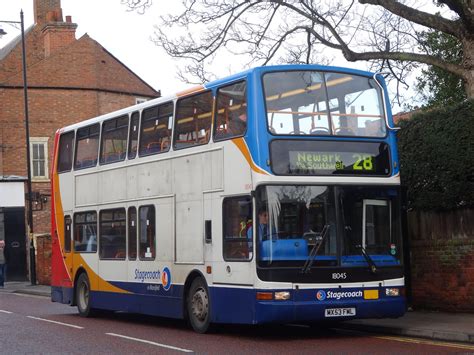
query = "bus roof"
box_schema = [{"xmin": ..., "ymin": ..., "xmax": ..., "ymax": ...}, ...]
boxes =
[{"xmin": 57, "ymin": 64, "xmax": 380, "ymax": 134}]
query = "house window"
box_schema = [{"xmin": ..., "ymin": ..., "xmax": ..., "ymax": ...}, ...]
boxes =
[
  {"xmin": 30, "ymin": 138, "xmax": 49, "ymax": 181},
  {"xmin": 136, "ymin": 98, "xmax": 148, "ymax": 105}
]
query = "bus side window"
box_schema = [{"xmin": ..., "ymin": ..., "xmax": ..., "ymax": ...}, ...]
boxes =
[
  {"xmin": 74, "ymin": 211, "xmax": 97, "ymax": 253},
  {"xmin": 128, "ymin": 112, "xmax": 139, "ymax": 160},
  {"xmin": 57, "ymin": 131, "xmax": 75, "ymax": 173},
  {"xmin": 74, "ymin": 124, "xmax": 100, "ymax": 170},
  {"xmin": 100, "ymin": 115, "xmax": 128, "ymax": 165},
  {"xmin": 222, "ymin": 196, "xmax": 253, "ymax": 261},
  {"xmin": 214, "ymin": 80, "xmax": 247, "ymax": 141},
  {"xmin": 139, "ymin": 102, "xmax": 173, "ymax": 156},
  {"xmin": 64, "ymin": 215, "xmax": 71, "ymax": 253},
  {"xmin": 139, "ymin": 205, "xmax": 155, "ymax": 259},
  {"xmin": 99, "ymin": 208, "xmax": 126, "ymax": 259},
  {"xmin": 128, "ymin": 207, "xmax": 137, "ymax": 260},
  {"xmin": 173, "ymin": 91, "xmax": 212, "ymax": 150}
]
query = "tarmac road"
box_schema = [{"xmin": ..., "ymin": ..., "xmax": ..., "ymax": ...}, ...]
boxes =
[{"xmin": 1, "ymin": 292, "xmax": 473, "ymax": 354}]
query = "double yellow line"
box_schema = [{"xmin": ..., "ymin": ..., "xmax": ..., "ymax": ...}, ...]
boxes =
[{"xmin": 372, "ymin": 334, "xmax": 474, "ymax": 351}]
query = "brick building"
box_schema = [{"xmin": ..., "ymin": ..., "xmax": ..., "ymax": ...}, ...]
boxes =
[{"xmin": 0, "ymin": 0, "xmax": 159, "ymax": 282}]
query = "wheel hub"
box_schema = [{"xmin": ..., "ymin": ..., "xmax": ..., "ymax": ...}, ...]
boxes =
[{"xmin": 191, "ymin": 288, "xmax": 208, "ymax": 321}]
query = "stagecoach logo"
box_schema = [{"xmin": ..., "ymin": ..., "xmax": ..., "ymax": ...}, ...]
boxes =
[
  {"xmin": 317, "ymin": 290, "xmax": 363, "ymax": 301},
  {"xmin": 316, "ymin": 290, "xmax": 327, "ymax": 301},
  {"xmin": 135, "ymin": 267, "xmax": 172, "ymax": 291},
  {"xmin": 135, "ymin": 269, "xmax": 161, "ymax": 283},
  {"xmin": 161, "ymin": 267, "xmax": 172, "ymax": 291}
]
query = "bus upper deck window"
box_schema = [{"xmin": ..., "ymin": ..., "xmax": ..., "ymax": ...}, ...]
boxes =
[
  {"xmin": 214, "ymin": 81, "xmax": 247, "ymax": 141},
  {"xmin": 325, "ymin": 73, "xmax": 386, "ymax": 137},
  {"xmin": 100, "ymin": 115, "xmax": 128, "ymax": 165},
  {"xmin": 263, "ymin": 71, "xmax": 386, "ymax": 138},
  {"xmin": 173, "ymin": 91, "xmax": 212, "ymax": 150},
  {"xmin": 74, "ymin": 124, "xmax": 100, "ymax": 170},
  {"xmin": 57, "ymin": 131, "xmax": 75, "ymax": 173},
  {"xmin": 139, "ymin": 102, "xmax": 174, "ymax": 156},
  {"xmin": 128, "ymin": 112, "xmax": 140, "ymax": 160}
]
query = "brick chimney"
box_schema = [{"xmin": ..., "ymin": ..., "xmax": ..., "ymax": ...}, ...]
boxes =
[
  {"xmin": 34, "ymin": 0, "xmax": 62, "ymax": 24},
  {"xmin": 34, "ymin": 0, "xmax": 78, "ymax": 57}
]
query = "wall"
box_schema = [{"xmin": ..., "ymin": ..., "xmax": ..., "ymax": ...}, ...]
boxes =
[
  {"xmin": 408, "ymin": 208, "xmax": 474, "ymax": 312},
  {"xmin": 35, "ymin": 234, "xmax": 52, "ymax": 285},
  {"xmin": 0, "ymin": 87, "xmax": 139, "ymax": 234}
]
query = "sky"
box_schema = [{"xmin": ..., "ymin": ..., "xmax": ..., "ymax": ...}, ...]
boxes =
[
  {"xmin": 0, "ymin": 0, "xmax": 191, "ymax": 95},
  {"xmin": 0, "ymin": 1, "xmax": 446, "ymax": 112}
]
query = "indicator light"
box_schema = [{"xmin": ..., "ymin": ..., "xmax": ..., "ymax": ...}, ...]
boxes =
[
  {"xmin": 256, "ymin": 292, "xmax": 273, "ymax": 300},
  {"xmin": 385, "ymin": 288, "xmax": 400, "ymax": 297}
]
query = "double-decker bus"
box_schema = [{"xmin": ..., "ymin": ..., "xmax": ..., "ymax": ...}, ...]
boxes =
[{"xmin": 51, "ymin": 64, "xmax": 405, "ymax": 333}]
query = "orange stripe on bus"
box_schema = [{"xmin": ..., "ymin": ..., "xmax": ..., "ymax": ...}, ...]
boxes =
[
  {"xmin": 176, "ymin": 85, "xmax": 205, "ymax": 97},
  {"xmin": 232, "ymin": 138, "xmax": 268, "ymax": 175}
]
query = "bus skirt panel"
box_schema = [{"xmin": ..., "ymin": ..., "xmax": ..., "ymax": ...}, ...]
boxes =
[
  {"xmin": 53, "ymin": 285, "xmax": 405, "ymax": 325},
  {"xmin": 209, "ymin": 286, "xmax": 406, "ymax": 324}
]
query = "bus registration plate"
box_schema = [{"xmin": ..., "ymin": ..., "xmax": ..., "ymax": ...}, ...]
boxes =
[{"xmin": 324, "ymin": 308, "xmax": 356, "ymax": 317}]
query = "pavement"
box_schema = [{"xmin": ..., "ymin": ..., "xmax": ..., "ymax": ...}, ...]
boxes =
[{"xmin": 1, "ymin": 281, "xmax": 473, "ymax": 344}]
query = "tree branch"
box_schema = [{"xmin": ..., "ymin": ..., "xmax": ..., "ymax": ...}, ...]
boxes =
[
  {"xmin": 358, "ymin": 0, "xmax": 465, "ymax": 37},
  {"xmin": 346, "ymin": 50, "xmax": 466, "ymax": 78}
]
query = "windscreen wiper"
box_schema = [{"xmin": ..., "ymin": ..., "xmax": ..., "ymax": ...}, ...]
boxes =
[
  {"xmin": 301, "ymin": 224, "xmax": 330, "ymax": 274},
  {"xmin": 357, "ymin": 245, "xmax": 377, "ymax": 274}
]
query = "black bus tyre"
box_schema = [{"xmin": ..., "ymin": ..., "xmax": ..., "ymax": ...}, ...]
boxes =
[
  {"xmin": 76, "ymin": 273, "xmax": 96, "ymax": 317},
  {"xmin": 187, "ymin": 277, "xmax": 211, "ymax": 333}
]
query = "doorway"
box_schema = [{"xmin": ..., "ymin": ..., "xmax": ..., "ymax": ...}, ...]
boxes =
[{"xmin": 1, "ymin": 208, "xmax": 28, "ymax": 281}]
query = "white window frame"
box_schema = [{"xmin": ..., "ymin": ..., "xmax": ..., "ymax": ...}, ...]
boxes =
[
  {"xmin": 362, "ymin": 199, "xmax": 390, "ymax": 249},
  {"xmin": 30, "ymin": 137, "xmax": 49, "ymax": 182},
  {"xmin": 136, "ymin": 97, "xmax": 148, "ymax": 105}
]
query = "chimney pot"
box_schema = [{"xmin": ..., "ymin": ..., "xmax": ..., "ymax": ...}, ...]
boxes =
[{"xmin": 66, "ymin": 15, "xmax": 72, "ymax": 23}]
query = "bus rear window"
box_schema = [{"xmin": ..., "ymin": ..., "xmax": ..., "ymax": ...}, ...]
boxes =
[
  {"xmin": 57, "ymin": 131, "xmax": 75, "ymax": 173},
  {"xmin": 75, "ymin": 124, "xmax": 100, "ymax": 170}
]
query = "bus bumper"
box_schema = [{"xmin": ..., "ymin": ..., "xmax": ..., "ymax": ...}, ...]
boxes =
[{"xmin": 210, "ymin": 286, "xmax": 406, "ymax": 324}]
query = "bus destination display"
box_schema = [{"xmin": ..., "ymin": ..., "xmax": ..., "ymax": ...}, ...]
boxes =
[
  {"xmin": 289, "ymin": 151, "xmax": 375, "ymax": 173},
  {"xmin": 271, "ymin": 140, "xmax": 391, "ymax": 176}
]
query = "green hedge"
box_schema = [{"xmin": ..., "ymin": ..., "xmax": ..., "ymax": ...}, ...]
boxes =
[{"xmin": 398, "ymin": 100, "xmax": 474, "ymax": 211}]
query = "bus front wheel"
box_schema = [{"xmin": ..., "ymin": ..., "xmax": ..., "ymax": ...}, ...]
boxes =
[
  {"xmin": 187, "ymin": 277, "xmax": 211, "ymax": 333},
  {"xmin": 76, "ymin": 273, "xmax": 95, "ymax": 317}
]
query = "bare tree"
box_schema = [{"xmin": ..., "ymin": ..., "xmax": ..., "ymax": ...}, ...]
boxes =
[{"xmin": 123, "ymin": 0, "xmax": 474, "ymax": 100}]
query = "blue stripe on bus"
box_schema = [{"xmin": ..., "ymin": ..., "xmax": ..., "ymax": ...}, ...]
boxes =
[
  {"xmin": 53, "ymin": 284, "xmax": 405, "ymax": 325},
  {"xmin": 209, "ymin": 286, "xmax": 405, "ymax": 324}
]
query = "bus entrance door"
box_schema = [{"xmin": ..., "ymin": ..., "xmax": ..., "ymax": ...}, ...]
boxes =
[{"xmin": 213, "ymin": 195, "xmax": 254, "ymax": 286}]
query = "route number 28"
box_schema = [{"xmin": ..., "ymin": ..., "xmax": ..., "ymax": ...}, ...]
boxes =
[{"xmin": 353, "ymin": 154, "xmax": 374, "ymax": 171}]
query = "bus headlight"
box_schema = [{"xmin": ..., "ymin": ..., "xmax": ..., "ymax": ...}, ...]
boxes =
[
  {"xmin": 274, "ymin": 291, "xmax": 291, "ymax": 301},
  {"xmin": 385, "ymin": 288, "xmax": 400, "ymax": 297}
]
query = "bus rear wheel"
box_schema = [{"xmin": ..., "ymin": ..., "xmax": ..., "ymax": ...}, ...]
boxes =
[
  {"xmin": 76, "ymin": 273, "xmax": 95, "ymax": 317},
  {"xmin": 187, "ymin": 277, "xmax": 211, "ymax": 333}
]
